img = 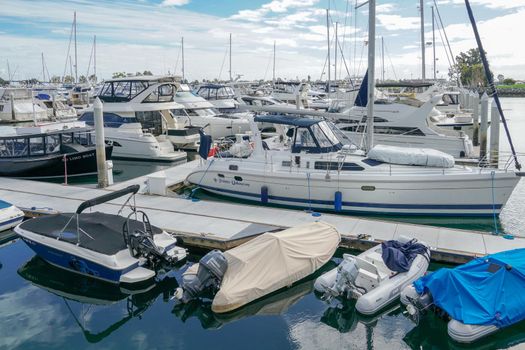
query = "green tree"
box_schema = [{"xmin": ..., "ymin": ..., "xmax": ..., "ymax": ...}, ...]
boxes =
[
  {"xmin": 79, "ymin": 75, "xmax": 87, "ymax": 83},
  {"xmin": 503, "ymin": 78, "xmax": 516, "ymax": 85},
  {"xmin": 63, "ymin": 75, "xmax": 74, "ymax": 83},
  {"xmin": 135, "ymin": 72, "xmax": 143, "ymax": 76},
  {"xmin": 143, "ymin": 70, "xmax": 153, "ymax": 76},
  {"xmin": 112, "ymin": 72, "xmax": 127, "ymax": 79},
  {"xmin": 449, "ymin": 48, "xmax": 493, "ymax": 88},
  {"xmin": 88, "ymin": 74, "xmax": 97, "ymax": 83},
  {"xmin": 0, "ymin": 77, "xmax": 7, "ymax": 86},
  {"xmin": 51, "ymin": 75, "xmax": 61, "ymax": 83}
]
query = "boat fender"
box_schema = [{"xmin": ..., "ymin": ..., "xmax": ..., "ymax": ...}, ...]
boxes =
[
  {"xmin": 334, "ymin": 191, "xmax": 342, "ymax": 212},
  {"xmin": 261, "ymin": 186, "xmax": 269, "ymax": 204}
]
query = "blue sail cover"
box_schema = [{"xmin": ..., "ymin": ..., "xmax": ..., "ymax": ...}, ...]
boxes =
[
  {"xmin": 414, "ymin": 249, "xmax": 525, "ymax": 328},
  {"xmin": 354, "ymin": 69, "xmax": 369, "ymax": 107}
]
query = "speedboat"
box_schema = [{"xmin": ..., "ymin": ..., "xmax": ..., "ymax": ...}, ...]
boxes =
[
  {"xmin": 174, "ymin": 221, "xmax": 340, "ymax": 313},
  {"xmin": 0, "ymin": 199, "xmax": 24, "ymax": 232},
  {"xmin": 15, "ymin": 185, "xmax": 187, "ymax": 284},
  {"xmin": 314, "ymin": 237, "xmax": 430, "ymax": 315},
  {"xmin": 33, "ymin": 91, "xmax": 78, "ymax": 121},
  {"xmin": 401, "ymin": 248, "xmax": 525, "ymax": 343},
  {"xmin": 0, "ymin": 121, "xmax": 113, "ymax": 179},
  {"xmin": 185, "ymin": 115, "xmax": 521, "ymax": 216}
]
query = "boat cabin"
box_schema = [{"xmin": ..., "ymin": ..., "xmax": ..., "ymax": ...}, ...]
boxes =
[
  {"xmin": 0, "ymin": 127, "xmax": 95, "ymax": 158},
  {"xmin": 254, "ymin": 115, "xmax": 348, "ymax": 154},
  {"xmin": 196, "ymin": 84, "xmax": 236, "ymax": 101}
]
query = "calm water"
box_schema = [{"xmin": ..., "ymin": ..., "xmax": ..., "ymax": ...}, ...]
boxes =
[{"xmin": 1, "ymin": 98, "xmax": 524, "ymax": 349}]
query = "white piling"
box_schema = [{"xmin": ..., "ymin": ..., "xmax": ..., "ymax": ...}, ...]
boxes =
[
  {"xmin": 94, "ymin": 97, "xmax": 108, "ymax": 188},
  {"xmin": 479, "ymin": 93, "xmax": 488, "ymax": 161},
  {"xmin": 472, "ymin": 93, "xmax": 480, "ymax": 146},
  {"xmin": 490, "ymin": 99, "xmax": 500, "ymax": 167}
]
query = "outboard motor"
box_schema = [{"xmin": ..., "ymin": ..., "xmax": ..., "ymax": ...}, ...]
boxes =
[
  {"xmin": 323, "ymin": 254, "xmax": 361, "ymax": 302},
  {"xmin": 175, "ymin": 250, "xmax": 228, "ymax": 303},
  {"xmin": 402, "ymin": 286, "xmax": 434, "ymax": 324}
]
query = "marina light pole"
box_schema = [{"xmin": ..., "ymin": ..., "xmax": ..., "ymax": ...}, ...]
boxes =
[{"xmin": 420, "ymin": 0, "xmax": 425, "ymax": 80}]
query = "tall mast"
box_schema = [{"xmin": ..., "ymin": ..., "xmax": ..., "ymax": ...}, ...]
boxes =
[
  {"xmin": 381, "ymin": 36, "xmax": 385, "ymax": 81},
  {"xmin": 432, "ymin": 6, "xmax": 436, "ymax": 80},
  {"xmin": 334, "ymin": 22, "xmax": 338, "ymax": 82},
  {"xmin": 94, "ymin": 35, "xmax": 97, "ymax": 83},
  {"xmin": 366, "ymin": 0, "xmax": 375, "ymax": 152},
  {"xmin": 229, "ymin": 33, "xmax": 232, "ymax": 82},
  {"xmin": 420, "ymin": 0, "xmax": 425, "ymax": 80},
  {"xmin": 272, "ymin": 40, "xmax": 276, "ymax": 87},
  {"xmin": 181, "ymin": 37, "xmax": 185, "ymax": 81},
  {"xmin": 74, "ymin": 11, "xmax": 78, "ymax": 83},
  {"xmin": 326, "ymin": 9, "xmax": 331, "ymax": 98},
  {"xmin": 7, "ymin": 60, "xmax": 11, "ymax": 82},
  {"xmin": 41, "ymin": 52, "xmax": 46, "ymax": 82}
]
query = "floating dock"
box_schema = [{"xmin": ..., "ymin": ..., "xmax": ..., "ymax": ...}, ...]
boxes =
[{"xmin": 1, "ymin": 160, "xmax": 524, "ymax": 264}]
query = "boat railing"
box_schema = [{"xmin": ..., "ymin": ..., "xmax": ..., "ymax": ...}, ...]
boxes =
[{"xmin": 476, "ymin": 151, "xmax": 525, "ymax": 171}]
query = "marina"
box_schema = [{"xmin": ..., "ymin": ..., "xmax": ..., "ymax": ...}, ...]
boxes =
[{"xmin": 2, "ymin": 0, "xmax": 525, "ymax": 348}]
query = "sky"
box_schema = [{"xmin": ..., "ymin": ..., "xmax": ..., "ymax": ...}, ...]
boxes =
[{"xmin": 0, "ymin": 0, "xmax": 524, "ymax": 82}]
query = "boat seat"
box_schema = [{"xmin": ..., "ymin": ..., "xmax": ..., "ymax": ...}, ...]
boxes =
[{"xmin": 364, "ymin": 251, "xmax": 391, "ymax": 279}]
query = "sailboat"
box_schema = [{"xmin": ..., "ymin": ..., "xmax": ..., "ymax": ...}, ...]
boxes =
[{"xmin": 185, "ymin": 1, "xmax": 523, "ymax": 216}]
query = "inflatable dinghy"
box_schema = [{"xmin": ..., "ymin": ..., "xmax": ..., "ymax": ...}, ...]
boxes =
[
  {"xmin": 175, "ymin": 221, "xmax": 340, "ymax": 313},
  {"xmin": 401, "ymin": 248, "xmax": 525, "ymax": 343},
  {"xmin": 314, "ymin": 236, "xmax": 430, "ymax": 315}
]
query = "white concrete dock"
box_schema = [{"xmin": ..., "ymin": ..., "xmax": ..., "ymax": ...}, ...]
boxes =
[{"xmin": 1, "ymin": 171, "xmax": 525, "ymax": 263}]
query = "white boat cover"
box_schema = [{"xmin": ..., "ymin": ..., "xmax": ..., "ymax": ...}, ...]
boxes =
[
  {"xmin": 367, "ymin": 144, "xmax": 455, "ymax": 168},
  {"xmin": 212, "ymin": 222, "xmax": 340, "ymax": 313}
]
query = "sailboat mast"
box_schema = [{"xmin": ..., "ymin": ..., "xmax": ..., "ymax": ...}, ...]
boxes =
[
  {"xmin": 229, "ymin": 33, "xmax": 232, "ymax": 82},
  {"xmin": 381, "ymin": 36, "xmax": 385, "ymax": 82},
  {"xmin": 419, "ymin": 0, "xmax": 425, "ymax": 80},
  {"xmin": 326, "ymin": 9, "xmax": 331, "ymax": 98},
  {"xmin": 181, "ymin": 37, "xmax": 185, "ymax": 81},
  {"xmin": 41, "ymin": 53, "xmax": 46, "ymax": 82},
  {"xmin": 7, "ymin": 60, "xmax": 11, "ymax": 82},
  {"xmin": 432, "ymin": 6, "xmax": 436, "ymax": 80},
  {"xmin": 334, "ymin": 22, "xmax": 338, "ymax": 82},
  {"xmin": 272, "ymin": 40, "xmax": 276, "ymax": 87},
  {"xmin": 94, "ymin": 35, "xmax": 97, "ymax": 83},
  {"xmin": 366, "ymin": 0, "xmax": 376, "ymax": 152},
  {"xmin": 74, "ymin": 11, "xmax": 78, "ymax": 83}
]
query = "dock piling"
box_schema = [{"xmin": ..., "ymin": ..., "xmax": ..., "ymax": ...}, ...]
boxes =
[
  {"xmin": 490, "ymin": 99, "xmax": 500, "ymax": 167},
  {"xmin": 479, "ymin": 93, "xmax": 488, "ymax": 161},
  {"xmin": 472, "ymin": 93, "xmax": 480, "ymax": 146},
  {"xmin": 94, "ymin": 97, "xmax": 108, "ymax": 188}
]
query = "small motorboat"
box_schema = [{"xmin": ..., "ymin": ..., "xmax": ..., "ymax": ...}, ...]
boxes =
[
  {"xmin": 314, "ymin": 237, "xmax": 430, "ymax": 315},
  {"xmin": 174, "ymin": 221, "xmax": 340, "ymax": 313},
  {"xmin": 401, "ymin": 248, "xmax": 525, "ymax": 344},
  {"xmin": 15, "ymin": 185, "xmax": 187, "ymax": 284},
  {"xmin": 0, "ymin": 199, "xmax": 24, "ymax": 232}
]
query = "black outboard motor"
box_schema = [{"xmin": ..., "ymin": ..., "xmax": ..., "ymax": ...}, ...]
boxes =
[{"xmin": 175, "ymin": 250, "xmax": 228, "ymax": 303}]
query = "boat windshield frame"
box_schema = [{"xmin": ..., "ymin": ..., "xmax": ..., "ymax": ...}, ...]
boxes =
[{"xmin": 98, "ymin": 80, "xmax": 150, "ymax": 103}]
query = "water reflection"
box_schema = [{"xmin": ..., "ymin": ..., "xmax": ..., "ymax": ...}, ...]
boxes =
[{"xmin": 18, "ymin": 256, "xmax": 178, "ymax": 344}]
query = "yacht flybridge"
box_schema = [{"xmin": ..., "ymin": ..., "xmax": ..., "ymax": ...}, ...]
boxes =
[
  {"xmin": 186, "ymin": 115, "xmax": 521, "ymax": 216},
  {"xmin": 80, "ymin": 76, "xmax": 190, "ymax": 160}
]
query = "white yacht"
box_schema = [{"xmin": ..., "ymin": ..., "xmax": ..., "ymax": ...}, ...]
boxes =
[
  {"xmin": 33, "ymin": 90, "xmax": 78, "ymax": 120},
  {"xmin": 79, "ymin": 76, "xmax": 189, "ymax": 162},
  {"xmin": 173, "ymin": 83, "xmax": 251, "ymax": 140},
  {"xmin": 0, "ymin": 87, "xmax": 48, "ymax": 123},
  {"xmin": 186, "ymin": 115, "xmax": 521, "ymax": 216}
]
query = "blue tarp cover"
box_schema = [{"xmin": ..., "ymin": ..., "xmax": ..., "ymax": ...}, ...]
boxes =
[
  {"xmin": 414, "ymin": 249, "xmax": 525, "ymax": 327},
  {"xmin": 0, "ymin": 200, "xmax": 13, "ymax": 210}
]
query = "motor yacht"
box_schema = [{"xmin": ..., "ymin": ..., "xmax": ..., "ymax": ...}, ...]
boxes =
[{"xmin": 0, "ymin": 87, "xmax": 48, "ymax": 123}]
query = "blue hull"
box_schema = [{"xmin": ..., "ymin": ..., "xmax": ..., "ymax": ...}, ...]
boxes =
[{"xmin": 20, "ymin": 237, "xmax": 138, "ymax": 283}]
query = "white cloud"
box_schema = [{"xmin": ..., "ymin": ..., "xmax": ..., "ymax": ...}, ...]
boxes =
[
  {"xmin": 377, "ymin": 14, "xmax": 421, "ymax": 30},
  {"xmin": 160, "ymin": 0, "xmax": 190, "ymax": 6},
  {"xmin": 436, "ymin": 0, "xmax": 525, "ymax": 10}
]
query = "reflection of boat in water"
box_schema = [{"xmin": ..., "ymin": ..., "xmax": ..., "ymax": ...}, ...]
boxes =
[
  {"xmin": 172, "ymin": 270, "xmax": 318, "ymax": 330},
  {"xmin": 18, "ymin": 256, "xmax": 178, "ymax": 343}
]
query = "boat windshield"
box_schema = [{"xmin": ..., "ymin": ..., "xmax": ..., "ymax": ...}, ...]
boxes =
[
  {"xmin": 292, "ymin": 121, "xmax": 343, "ymax": 153},
  {"xmin": 197, "ymin": 86, "xmax": 235, "ymax": 100},
  {"xmin": 99, "ymin": 81, "xmax": 149, "ymax": 102}
]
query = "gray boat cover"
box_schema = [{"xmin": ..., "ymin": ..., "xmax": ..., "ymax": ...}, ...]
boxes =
[{"xmin": 212, "ymin": 221, "xmax": 340, "ymax": 313}]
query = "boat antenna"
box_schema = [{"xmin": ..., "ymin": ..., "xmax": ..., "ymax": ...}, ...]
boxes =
[{"xmin": 464, "ymin": 0, "xmax": 521, "ymax": 170}]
